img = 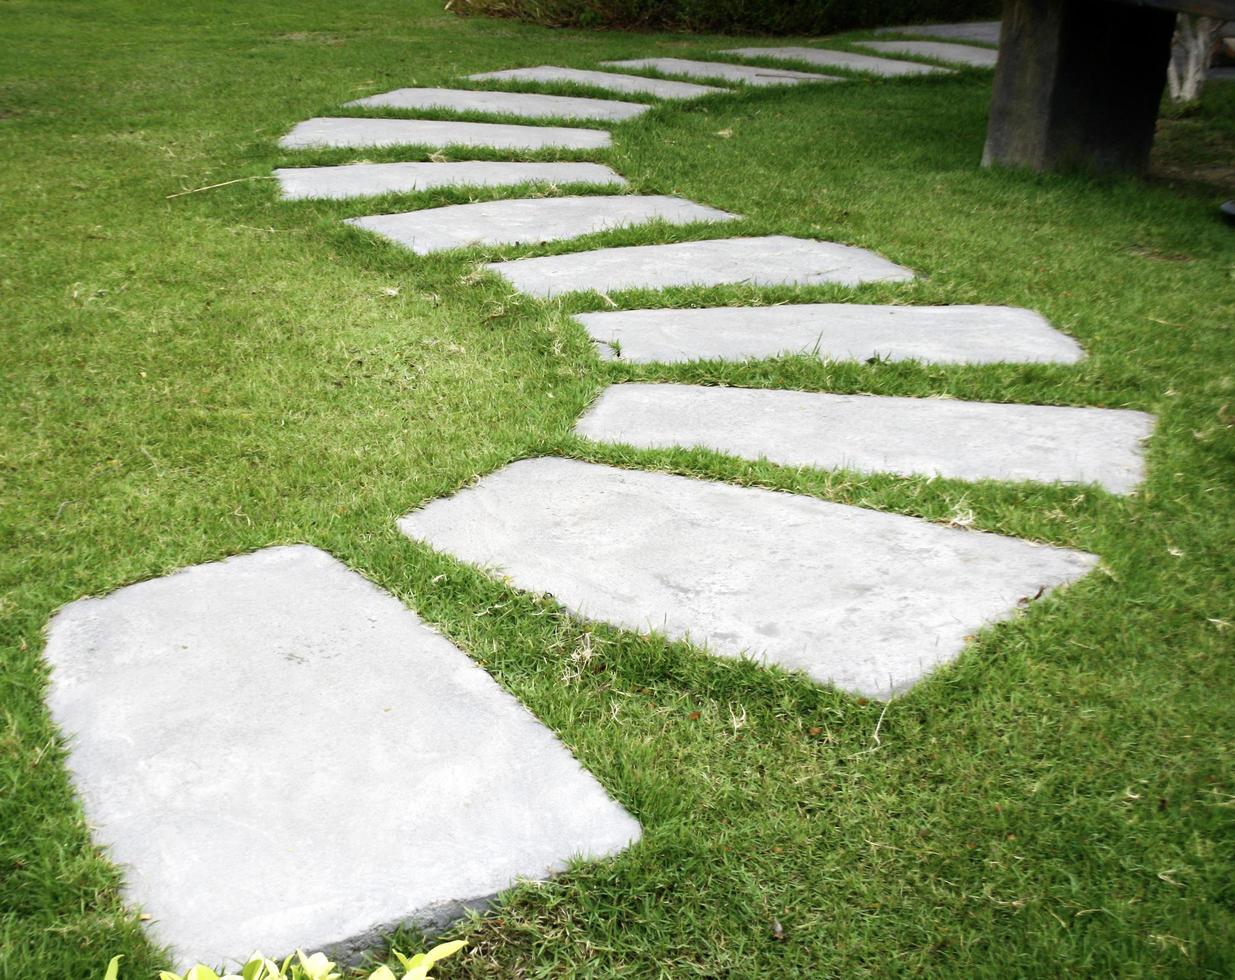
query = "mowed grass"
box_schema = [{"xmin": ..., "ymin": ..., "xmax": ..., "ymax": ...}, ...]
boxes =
[{"xmin": 2, "ymin": 1, "xmax": 1233, "ymax": 976}]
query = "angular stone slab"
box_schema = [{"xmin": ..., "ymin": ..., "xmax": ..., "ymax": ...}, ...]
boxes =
[
  {"xmin": 398, "ymin": 458, "xmax": 1097, "ymax": 698},
  {"xmin": 346, "ymin": 195, "xmax": 736, "ymax": 255},
  {"xmin": 279, "ymin": 117, "xmax": 610, "ymax": 151},
  {"xmin": 857, "ymin": 40, "xmax": 999, "ymax": 68},
  {"xmin": 600, "ymin": 58, "xmax": 839, "ymax": 87},
  {"xmin": 275, "ymin": 160, "xmax": 626, "ymax": 201},
  {"xmin": 721, "ymin": 46, "xmax": 950, "ymax": 77},
  {"xmin": 43, "ymin": 546, "xmax": 639, "ymax": 970},
  {"xmin": 574, "ymin": 383, "xmax": 1152, "ymax": 494},
  {"xmin": 468, "ymin": 66, "xmax": 726, "ymax": 100},
  {"xmin": 345, "ymin": 87, "xmax": 651, "ymax": 122},
  {"xmin": 484, "ymin": 235, "xmax": 914, "ymax": 298},
  {"xmin": 878, "ymin": 21, "xmax": 1002, "ymax": 44},
  {"xmin": 577, "ymin": 303, "xmax": 1082, "ymax": 365}
]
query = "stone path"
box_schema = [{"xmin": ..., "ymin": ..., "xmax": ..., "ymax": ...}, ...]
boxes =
[
  {"xmin": 43, "ymin": 545, "xmax": 640, "ymax": 971},
  {"xmin": 346, "ymin": 86, "xmax": 652, "ymax": 122},
  {"xmin": 346, "ymin": 195, "xmax": 736, "ymax": 254},
  {"xmin": 280, "ymin": 116, "xmax": 612, "ymax": 151},
  {"xmin": 470, "ymin": 65, "xmax": 726, "ymax": 99},
  {"xmin": 600, "ymin": 58, "xmax": 839, "ymax": 86},
  {"xmin": 577, "ymin": 303, "xmax": 1084, "ymax": 365},
  {"xmin": 856, "ymin": 40, "xmax": 999, "ymax": 68},
  {"xmin": 485, "ymin": 236, "xmax": 914, "ymax": 297},
  {"xmin": 574, "ymin": 384, "xmax": 1152, "ymax": 493},
  {"xmin": 398, "ymin": 458, "xmax": 1097, "ymax": 698},
  {"xmin": 877, "ymin": 21, "xmax": 1001, "ymax": 44},
  {"xmin": 722, "ymin": 46, "xmax": 951, "ymax": 77}
]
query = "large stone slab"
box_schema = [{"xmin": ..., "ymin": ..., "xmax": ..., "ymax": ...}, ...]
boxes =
[
  {"xmin": 721, "ymin": 46, "xmax": 950, "ymax": 77},
  {"xmin": 856, "ymin": 40, "xmax": 999, "ymax": 68},
  {"xmin": 275, "ymin": 161, "xmax": 627, "ymax": 201},
  {"xmin": 576, "ymin": 303, "xmax": 1084, "ymax": 365},
  {"xmin": 346, "ymin": 195, "xmax": 736, "ymax": 255},
  {"xmin": 573, "ymin": 383, "xmax": 1152, "ymax": 494},
  {"xmin": 279, "ymin": 117, "xmax": 611, "ymax": 151},
  {"xmin": 345, "ymin": 86, "xmax": 651, "ymax": 122},
  {"xmin": 398, "ymin": 458, "xmax": 1097, "ymax": 698},
  {"xmin": 468, "ymin": 66, "xmax": 726, "ymax": 99},
  {"xmin": 43, "ymin": 545, "xmax": 639, "ymax": 970},
  {"xmin": 484, "ymin": 235, "xmax": 913, "ymax": 298},
  {"xmin": 599, "ymin": 57, "xmax": 838, "ymax": 86},
  {"xmin": 877, "ymin": 21, "xmax": 1002, "ymax": 44}
]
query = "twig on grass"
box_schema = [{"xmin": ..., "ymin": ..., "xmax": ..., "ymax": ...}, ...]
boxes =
[{"xmin": 166, "ymin": 175, "xmax": 275, "ymax": 199}]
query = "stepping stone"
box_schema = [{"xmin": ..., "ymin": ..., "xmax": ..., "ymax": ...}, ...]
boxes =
[
  {"xmin": 275, "ymin": 160, "xmax": 627, "ymax": 201},
  {"xmin": 484, "ymin": 235, "xmax": 913, "ymax": 298},
  {"xmin": 856, "ymin": 40, "xmax": 999, "ymax": 68},
  {"xmin": 877, "ymin": 21, "xmax": 1002, "ymax": 45},
  {"xmin": 345, "ymin": 86, "xmax": 651, "ymax": 122},
  {"xmin": 43, "ymin": 545, "xmax": 639, "ymax": 970},
  {"xmin": 577, "ymin": 303, "xmax": 1082, "ymax": 365},
  {"xmin": 468, "ymin": 66, "xmax": 725, "ymax": 100},
  {"xmin": 398, "ymin": 458, "xmax": 1097, "ymax": 698},
  {"xmin": 721, "ymin": 46, "xmax": 951, "ymax": 77},
  {"xmin": 346, "ymin": 195, "xmax": 736, "ymax": 255},
  {"xmin": 279, "ymin": 117, "xmax": 611, "ymax": 151},
  {"xmin": 574, "ymin": 383, "xmax": 1152, "ymax": 494},
  {"xmin": 599, "ymin": 57, "xmax": 838, "ymax": 87}
]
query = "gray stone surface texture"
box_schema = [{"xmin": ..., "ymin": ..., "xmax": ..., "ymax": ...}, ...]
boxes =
[
  {"xmin": 484, "ymin": 235, "xmax": 914, "ymax": 298},
  {"xmin": 877, "ymin": 21, "xmax": 1002, "ymax": 44},
  {"xmin": 576, "ymin": 303, "xmax": 1084, "ymax": 365},
  {"xmin": 275, "ymin": 161, "xmax": 627, "ymax": 201},
  {"xmin": 345, "ymin": 86, "xmax": 651, "ymax": 122},
  {"xmin": 398, "ymin": 458, "xmax": 1097, "ymax": 698},
  {"xmin": 599, "ymin": 57, "xmax": 838, "ymax": 86},
  {"xmin": 279, "ymin": 117, "xmax": 611, "ymax": 151},
  {"xmin": 346, "ymin": 195, "xmax": 737, "ymax": 255},
  {"xmin": 721, "ymin": 46, "xmax": 950, "ymax": 76},
  {"xmin": 468, "ymin": 65, "xmax": 726, "ymax": 99},
  {"xmin": 573, "ymin": 383, "xmax": 1153, "ymax": 494},
  {"xmin": 857, "ymin": 40, "xmax": 999, "ymax": 67},
  {"xmin": 43, "ymin": 545, "xmax": 639, "ymax": 970}
]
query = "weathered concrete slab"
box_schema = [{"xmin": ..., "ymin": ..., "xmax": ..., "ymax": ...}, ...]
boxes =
[
  {"xmin": 43, "ymin": 545, "xmax": 639, "ymax": 970},
  {"xmin": 345, "ymin": 86, "xmax": 651, "ymax": 122},
  {"xmin": 857, "ymin": 40, "xmax": 999, "ymax": 68},
  {"xmin": 468, "ymin": 66, "xmax": 726, "ymax": 99},
  {"xmin": 398, "ymin": 458, "xmax": 1097, "ymax": 698},
  {"xmin": 347, "ymin": 195, "xmax": 736, "ymax": 255},
  {"xmin": 721, "ymin": 46, "xmax": 950, "ymax": 77},
  {"xmin": 877, "ymin": 21, "xmax": 1002, "ymax": 44},
  {"xmin": 275, "ymin": 161, "xmax": 626, "ymax": 201},
  {"xmin": 577, "ymin": 303, "xmax": 1084, "ymax": 365},
  {"xmin": 600, "ymin": 58, "xmax": 839, "ymax": 86},
  {"xmin": 484, "ymin": 235, "xmax": 913, "ymax": 298},
  {"xmin": 574, "ymin": 383, "xmax": 1152, "ymax": 494},
  {"xmin": 279, "ymin": 117, "xmax": 611, "ymax": 151}
]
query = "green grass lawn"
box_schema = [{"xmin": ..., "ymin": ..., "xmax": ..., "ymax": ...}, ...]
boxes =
[{"xmin": 2, "ymin": 2, "xmax": 1233, "ymax": 976}]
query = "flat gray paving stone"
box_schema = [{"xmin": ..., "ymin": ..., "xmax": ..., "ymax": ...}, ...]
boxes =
[
  {"xmin": 721, "ymin": 46, "xmax": 950, "ymax": 77},
  {"xmin": 279, "ymin": 116, "xmax": 611, "ymax": 151},
  {"xmin": 346, "ymin": 194, "xmax": 736, "ymax": 255},
  {"xmin": 468, "ymin": 65, "xmax": 726, "ymax": 100},
  {"xmin": 345, "ymin": 86, "xmax": 651, "ymax": 122},
  {"xmin": 856, "ymin": 40, "xmax": 999, "ymax": 68},
  {"xmin": 577, "ymin": 303, "xmax": 1084, "ymax": 365},
  {"xmin": 484, "ymin": 235, "xmax": 914, "ymax": 298},
  {"xmin": 574, "ymin": 383, "xmax": 1152, "ymax": 494},
  {"xmin": 275, "ymin": 160, "xmax": 627, "ymax": 200},
  {"xmin": 398, "ymin": 458, "xmax": 1097, "ymax": 698},
  {"xmin": 43, "ymin": 545, "xmax": 639, "ymax": 970},
  {"xmin": 877, "ymin": 21, "xmax": 1001, "ymax": 44},
  {"xmin": 600, "ymin": 57, "xmax": 839, "ymax": 86}
]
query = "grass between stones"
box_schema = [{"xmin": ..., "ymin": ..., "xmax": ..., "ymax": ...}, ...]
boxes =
[{"xmin": 1, "ymin": 1, "xmax": 1233, "ymax": 976}]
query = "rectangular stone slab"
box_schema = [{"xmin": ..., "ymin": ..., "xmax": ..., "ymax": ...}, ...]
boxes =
[
  {"xmin": 877, "ymin": 21, "xmax": 1002, "ymax": 44},
  {"xmin": 275, "ymin": 161, "xmax": 627, "ymax": 201},
  {"xmin": 468, "ymin": 66, "xmax": 726, "ymax": 99},
  {"xmin": 721, "ymin": 46, "xmax": 951, "ymax": 76},
  {"xmin": 856, "ymin": 40, "xmax": 999, "ymax": 67},
  {"xmin": 345, "ymin": 86, "xmax": 651, "ymax": 122},
  {"xmin": 484, "ymin": 235, "xmax": 914, "ymax": 298},
  {"xmin": 576, "ymin": 303, "xmax": 1084, "ymax": 365},
  {"xmin": 346, "ymin": 194, "xmax": 736, "ymax": 254},
  {"xmin": 279, "ymin": 117, "xmax": 611, "ymax": 151},
  {"xmin": 600, "ymin": 58, "xmax": 839, "ymax": 86},
  {"xmin": 574, "ymin": 383, "xmax": 1153, "ymax": 494},
  {"xmin": 398, "ymin": 458, "xmax": 1097, "ymax": 698},
  {"xmin": 43, "ymin": 545, "xmax": 640, "ymax": 970}
]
